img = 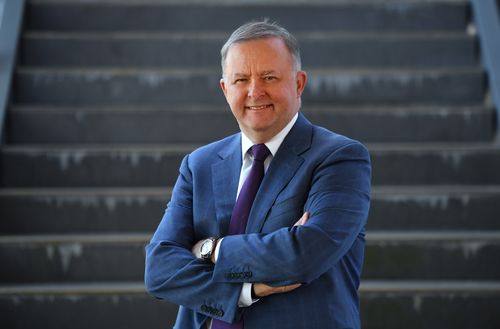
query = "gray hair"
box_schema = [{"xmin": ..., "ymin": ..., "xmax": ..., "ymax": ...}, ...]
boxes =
[{"xmin": 220, "ymin": 20, "xmax": 302, "ymax": 75}]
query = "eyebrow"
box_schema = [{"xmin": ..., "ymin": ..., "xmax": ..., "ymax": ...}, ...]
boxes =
[
  {"xmin": 232, "ymin": 71, "xmax": 277, "ymax": 78},
  {"xmin": 261, "ymin": 70, "xmax": 277, "ymax": 76},
  {"xmin": 232, "ymin": 73, "xmax": 249, "ymax": 78}
]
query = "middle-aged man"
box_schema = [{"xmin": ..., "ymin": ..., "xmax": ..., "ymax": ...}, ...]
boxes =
[{"xmin": 145, "ymin": 20, "xmax": 371, "ymax": 329}]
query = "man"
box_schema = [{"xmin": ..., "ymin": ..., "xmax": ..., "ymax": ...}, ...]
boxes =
[{"xmin": 145, "ymin": 20, "xmax": 371, "ymax": 329}]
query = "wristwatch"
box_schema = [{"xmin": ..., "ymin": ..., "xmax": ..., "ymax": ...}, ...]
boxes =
[{"xmin": 200, "ymin": 237, "xmax": 217, "ymax": 260}]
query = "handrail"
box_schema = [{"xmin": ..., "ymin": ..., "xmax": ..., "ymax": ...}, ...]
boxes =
[
  {"xmin": 0, "ymin": 0, "xmax": 25, "ymax": 144},
  {"xmin": 471, "ymin": 0, "xmax": 500, "ymax": 141}
]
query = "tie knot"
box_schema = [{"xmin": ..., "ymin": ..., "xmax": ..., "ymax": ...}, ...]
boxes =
[{"xmin": 251, "ymin": 144, "xmax": 270, "ymax": 162}]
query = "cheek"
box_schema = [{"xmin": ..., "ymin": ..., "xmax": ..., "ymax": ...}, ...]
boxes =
[{"xmin": 226, "ymin": 88, "xmax": 245, "ymax": 104}]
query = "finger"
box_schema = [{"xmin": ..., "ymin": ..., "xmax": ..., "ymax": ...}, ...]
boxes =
[
  {"xmin": 293, "ymin": 211, "xmax": 309, "ymax": 227},
  {"xmin": 301, "ymin": 212, "xmax": 310, "ymax": 225},
  {"xmin": 288, "ymin": 283, "xmax": 302, "ymax": 291},
  {"xmin": 278, "ymin": 283, "xmax": 301, "ymax": 294},
  {"xmin": 297, "ymin": 212, "xmax": 310, "ymax": 226}
]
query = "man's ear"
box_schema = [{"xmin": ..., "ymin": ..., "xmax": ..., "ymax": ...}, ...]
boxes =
[
  {"xmin": 295, "ymin": 70, "xmax": 307, "ymax": 97},
  {"xmin": 220, "ymin": 78, "xmax": 228, "ymax": 98}
]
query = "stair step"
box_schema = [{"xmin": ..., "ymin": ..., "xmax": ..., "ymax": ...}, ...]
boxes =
[
  {"xmin": 21, "ymin": 32, "xmax": 476, "ymax": 69},
  {"xmin": 2, "ymin": 279, "xmax": 498, "ymax": 295},
  {"xmin": 7, "ymin": 105, "xmax": 494, "ymax": 144},
  {"xmin": 0, "ymin": 282, "xmax": 178, "ymax": 329},
  {"xmin": 1, "ymin": 186, "xmax": 500, "ymax": 234},
  {"xmin": 369, "ymin": 185, "xmax": 500, "ymax": 230},
  {"xmin": 2, "ymin": 143, "xmax": 499, "ymax": 187},
  {"xmin": 0, "ymin": 234, "xmax": 149, "ymax": 283},
  {"xmin": 1, "ymin": 280, "xmax": 498, "ymax": 329},
  {"xmin": 0, "ymin": 232, "xmax": 498, "ymax": 283},
  {"xmin": 361, "ymin": 280, "xmax": 500, "ymax": 329},
  {"xmin": 25, "ymin": 2, "xmax": 469, "ymax": 33},
  {"xmin": 364, "ymin": 231, "xmax": 500, "ymax": 280},
  {"xmin": 371, "ymin": 143, "xmax": 500, "ymax": 185},
  {"xmin": 14, "ymin": 68, "xmax": 484, "ymax": 106},
  {"xmin": 0, "ymin": 188, "xmax": 168, "ymax": 234}
]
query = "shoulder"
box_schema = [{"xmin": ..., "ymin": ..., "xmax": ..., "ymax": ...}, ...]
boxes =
[
  {"xmin": 310, "ymin": 123, "xmax": 370, "ymax": 159},
  {"xmin": 185, "ymin": 132, "xmax": 240, "ymax": 164}
]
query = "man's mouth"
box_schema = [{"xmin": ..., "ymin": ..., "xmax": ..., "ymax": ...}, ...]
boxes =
[{"xmin": 245, "ymin": 104, "xmax": 273, "ymax": 110}]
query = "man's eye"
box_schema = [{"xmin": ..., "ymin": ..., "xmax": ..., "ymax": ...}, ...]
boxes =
[
  {"xmin": 264, "ymin": 76, "xmax": 276, "ymax": 81},
  {"xmin": 234, "ymin": 79, "xmax": 247, "ymax": 84}
]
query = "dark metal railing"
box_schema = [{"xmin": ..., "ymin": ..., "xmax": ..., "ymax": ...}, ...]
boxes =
[
  {"xmin": 471, "ymin": 0, "xmax": 500, "ymax": 140},
  {"xmin": 0, "ymin": 0, "xmax": 25, "ymax": 143}
]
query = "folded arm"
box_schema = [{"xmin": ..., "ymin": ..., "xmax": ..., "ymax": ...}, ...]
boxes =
[
  {"xmin": 144, "ymin": 155, "xmax": 243, "ymax": 323},
  {"xmin": 213, "ymin": 142, "xmax": 371, "ymax": 286}
]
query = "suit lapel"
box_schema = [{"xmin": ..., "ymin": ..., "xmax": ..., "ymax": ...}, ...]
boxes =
[
  {"xmin": 212, "ymin": 135, "xmax": 242, "ymax": 235},
  {"xmin": 245, "ymin": 113, "xmax": 313, "ymax": 233}
]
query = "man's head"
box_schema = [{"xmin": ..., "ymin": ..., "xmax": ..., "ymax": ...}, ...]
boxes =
[
  {"xmin": 221, "ymin": 20, "xmax": 302, "ymax": 75},
  {"xmin": 220, "ymin": 20, "xmax": 307, "ymax": 144}
]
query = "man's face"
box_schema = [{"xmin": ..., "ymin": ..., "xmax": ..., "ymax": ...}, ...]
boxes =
[{"xmin": 220, "ymin": 37, "xmax": 307, "ymax": 143}]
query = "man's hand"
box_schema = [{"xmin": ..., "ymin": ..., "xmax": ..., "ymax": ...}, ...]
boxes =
[{"xmin": 252, "ymin": 282, "xmax": 302, "ymax": 298}]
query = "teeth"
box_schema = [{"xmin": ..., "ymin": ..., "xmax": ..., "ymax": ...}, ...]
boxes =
[{"xmin": 248, "ymin": 105, "xmax": 270, "ymax": 110}]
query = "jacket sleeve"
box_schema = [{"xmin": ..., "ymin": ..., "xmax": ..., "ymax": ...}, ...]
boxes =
[
  {"xmin": 212, "ymin": 141, "xmax": 371, "ymax": 286},
  {"xmin": 144, "ymin": 154, "xmax": 243, "ymax": 324}
]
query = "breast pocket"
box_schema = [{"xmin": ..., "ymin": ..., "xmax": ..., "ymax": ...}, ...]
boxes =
[{"xmin": 262, "ymin": 195, "xmax": 307, "ymax": 232}]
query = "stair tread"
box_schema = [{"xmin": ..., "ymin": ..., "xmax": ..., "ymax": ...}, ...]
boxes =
[
  {"xmin": 27, "ymin": 0, "xmax": 469, "ymax": 4},
  {"xmin": 2, "ymin": 185, "xmax": 500, "ymax": 196},
  {"xmin": 3, "ymin": 142, "xmax": 499, "ymax": 152},
  {"xmin": 10, "ymin": 104, "xmax": 489, "ymax": 113},
  {"xmin": 1, "ymin": 230, "xmax": 499, "ymax": 244},
  {"xmin": 17, "ymin": 66, "xmax": 482, "ymax": 74},
  {"xmin": 24, "ymin": 30, "xmax": 473, "ymax": 39},
  {"xmin": 1, "ymin": 279, "xmax": 498, "ymax": 296}
]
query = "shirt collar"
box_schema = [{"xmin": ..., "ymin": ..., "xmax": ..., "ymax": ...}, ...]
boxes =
[{"xmin": 241, "ymin": 112, "xmax": 299, "ymax": 160}]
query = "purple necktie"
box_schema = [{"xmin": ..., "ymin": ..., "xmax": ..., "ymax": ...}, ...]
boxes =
[{"xmin": 212, "ymin": 144, "xmax": 270, "ymax": 329}]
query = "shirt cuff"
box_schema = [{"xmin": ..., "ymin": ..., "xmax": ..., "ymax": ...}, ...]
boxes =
[
  {"xmin": 216, "ymin": 239, "xmax": 258, "ymax": 308},
  {"xmin": 214, "ymin": 238, "xmax": 223, "ymax": 263},
  {"xmin": 238, "ymin": 283, "xmax": 255, "ymax": 307}
]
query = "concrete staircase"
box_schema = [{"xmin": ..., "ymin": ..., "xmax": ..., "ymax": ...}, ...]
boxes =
[{"xmin": 1, "ymin": 0, "xmax": 500, "ymax": 328}]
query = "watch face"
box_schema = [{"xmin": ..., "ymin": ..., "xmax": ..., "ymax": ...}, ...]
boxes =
[{"xmin": 201, "ymin": 240, "xmax": 213, "ymax": 255}]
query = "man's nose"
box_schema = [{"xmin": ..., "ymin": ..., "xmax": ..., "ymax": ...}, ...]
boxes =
[{"xmin": 247, "ymin": 80, "xmax": 265, "ymax": 99}]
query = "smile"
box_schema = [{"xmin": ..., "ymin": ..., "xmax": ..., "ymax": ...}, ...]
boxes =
[{"xmin": 245, "ymin": 104, "xmax": 273, "ymax": 110}]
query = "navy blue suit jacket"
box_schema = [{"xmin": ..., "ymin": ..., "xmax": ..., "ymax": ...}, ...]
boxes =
[{"xmin": 145, "ymin": 113, "xmax": 371, "ymax": 329}]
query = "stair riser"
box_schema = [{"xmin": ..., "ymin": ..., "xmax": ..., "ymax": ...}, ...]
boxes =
[
  {"xmin": 0, "ymin": 242, "xmax": 147, "ymax": 283},
  {"xmin": 368, "ymin": 193, "xmax": 500, "ymax": 230},
  {"xmin": 1, "ymin": 293, "xmax": 498, "ymax": 329},
  {"xmin": 0, "ymin": 294, "xmax": 178, "ymax": 329},
  {"xmin": 371, "ymin": 151, "xmax": 500, "ymax": 185},
  {"xmin": 1, "ymin": 192, "xmax": 500, "ymax": 234},
  {"xmin": 361, "ymin": 293, "xmax": 500, "ymax": 329},
  {"xmin": 0, "ymin": 194, "xmax": 166, "ymax": 234},
  {"xmin": 25, "ymin": 3, "xmax": 468, "ymax": 32},
  {"xmin": 21, "ymin": 36, "xmax": 476, "ymax": 68},
  {"xmin": 363, "ymin": 241, "xmax": 500, "ymax": 280},
  {"xmin": 1, "ymin": 150, "xmax": 183, "ymax": 187},
  {"xmin": 8, "ymin": 109, "xmax": 493, "ymax": 144},
  {"xmin": 2, "ymin": 149, "xmax": 499, "ymax": 187},
  {"xmin": 1, "ymin": 241, "xmax": 498, "ymax": 283},
  {"xmin": 14, "ymin": 71, "xmax": 484, "ymax": 106}
]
